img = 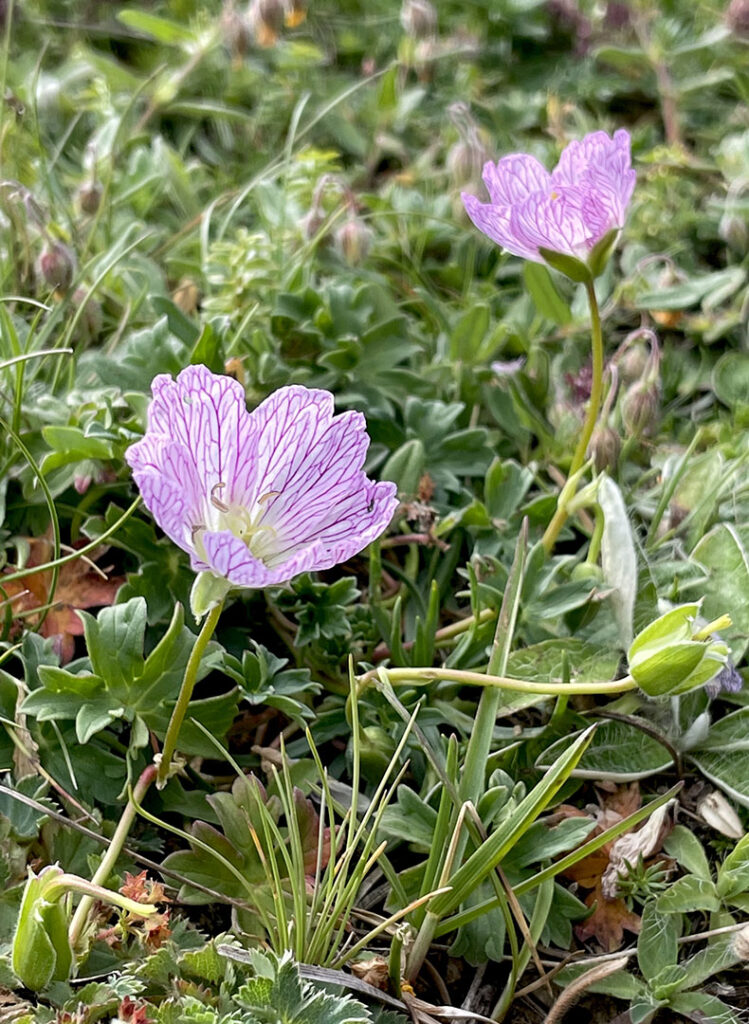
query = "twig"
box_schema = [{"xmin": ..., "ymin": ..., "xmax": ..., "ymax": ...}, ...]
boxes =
[{"xmin": 542, "ymin": 956, "xmax": 630, "ymax": 1024}]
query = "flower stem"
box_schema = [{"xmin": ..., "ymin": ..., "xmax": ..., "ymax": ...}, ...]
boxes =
[
  {"xmin": 542, "ymin": 279, "xmax": 604, "ymax": 553},
  {"xmin": 360, "ymin": 665, "xmax": 636, "ymax": 697},
  {"xmin": 156, "ymin": 598, "xmax": 225, "ymax": 788},
  {"xmin": 68, "ymin": 763, "xmax": 157, "ymax": 950}
]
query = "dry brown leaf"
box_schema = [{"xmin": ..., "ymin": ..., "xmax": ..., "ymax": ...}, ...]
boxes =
[
  {"xmin": 559, "ymin": 783, "xmax": 673, "ymax": 952},
  {"xmin": 575, "ymin": 882, "xmax": 642, "ymax": 952},
  {"xmin": 1, "ymin": 535, "xmax": 123, "ymax": 663}
]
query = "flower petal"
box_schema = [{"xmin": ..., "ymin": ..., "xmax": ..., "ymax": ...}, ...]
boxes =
[
  {"xmin": 461, "ymin": 193, "xmax": 542, "ymax": 261},
  {"xmin": 553, "ymin": 129, "xmax": 635, "ymax": 225},
  {"xmin": 482, "ymin": 154, "xmax": 551, "ymax": 205},
  {"xmin": 128, "ymin": 442, "xmax": 203, "ymax": 556},
  {"xmin": 245, "ymin": 386, "xmax": 398, "ymax": 567},
  {"xmin": 197, "ymin": 530, "xmax": 328, "ymax": 587},
  {"xmin": 145, "ymin": 365, "xmax": 257, "ymax": 506},
  {"xmin": 511, "ymin": 186, "xmax": 610, "ymax": 258}
]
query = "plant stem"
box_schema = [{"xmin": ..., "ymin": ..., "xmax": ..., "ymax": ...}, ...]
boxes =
[
  {"xmin": 156, "ymin": 598, "xmax": 224, "ymax": 788},
  {"xmin": 542, "ymin": 279, "xmax": 604, "ymax": 553},
  {"xmin": 68, "ymin": 763, "xmax": 157, "ymax": 950},
  {"xmin": 361, "ymin": 666, "xmax": 637, "ymax": 697}
]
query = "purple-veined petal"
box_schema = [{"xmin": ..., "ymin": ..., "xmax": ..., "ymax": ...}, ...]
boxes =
[
  {"xmin": 482, "ymin": 154, "xmax": 551, "ymax": 205},
  {"xmin": 245, "ymin": 387, "xmax": 398, "ymax": 565},
  {"xmin": 553, "ymin": 129, "xmax": 635, "ymax": 225},
  {"xmin": 237, "ymin": 385, "xmax": 339, "ymax": 509},
  {"xmin": 511, "ymin": 186, "xmax": 610, "ymax": 258},
  {"xmin": 461, "ymin": 193, "xmax": 542, "ymax": 261},
  {"xmin": 126, "ymin": 439, "xmax": 205, "ymax": 555},
  {"xmin": 145, "ymin": 365, "xmax": 257, "ymax": 506}
]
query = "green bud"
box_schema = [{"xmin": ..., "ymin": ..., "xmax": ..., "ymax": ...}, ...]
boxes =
[
  {"xmin": 628, "ymin": 603, "xmax": 730, "ymax": 698},
  {"xmin": 12, "ymin": 866, "xmax": 73, "ymax": 991}
]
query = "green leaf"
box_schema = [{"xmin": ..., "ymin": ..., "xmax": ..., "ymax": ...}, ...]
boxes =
[
  {"xmin": 116, "ymin": 9, "xmax": 196, "ymax": 44},
  {"xmin": 536, "ymin": 720, "xmax": 672, "ymax": 781},
  {"xmin": 637, "ymin": 901, "xmax": 680, "ymax": 985},
  {"xmin": 430, "ymin": 726, "xmax": 595, "ymax": 916},
  {"xmin": 599, "ymin": 474, "xmax": 637, "ymax": 648},
  {"xmin": 522, "ymin": 264, "xmax": 572, "ymax": 325},
  {"xmin": 689, "ymin": 710, "xmax": 749, "ymax": 807},
  {"xmin": 691, "ymin": 523, "xmax": 749, "ymax": 661},
  {"xmin": 663, "ymin": 825, "xmax": 711, "ymax": 880},
  {"xmin": 656, "ymin": 875, "xmax": 720, "ymax": 914},
  {"xmin": 713, "ymin": 352, "xmax": 749, "ymax": 411},
  {"xmin": 81, "ymin": 598, "xmax": 147, "ymax": 696},
  {"xmin": 450, "ymin": 303, "xmax": 490, "ymax": 361},
  {"xmin": 669, "ymin": 992, "xmax": 742, "ymax": 1024}
]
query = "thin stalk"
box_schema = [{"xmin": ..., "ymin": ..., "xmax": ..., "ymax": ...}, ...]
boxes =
[
  {"xmin": 68, "ymin": 763, "xmax": 157, "ymax": 950},
  {"xmin": 542, "ymin": 279, "xmax": 604, "ymax": 553},
  {"xmin": 156, "ymin": 598, "xmax": 224, "ymax": 788},
  {"xmin": 360, "ymin": 666, "xmax": 637, "ymax": 698}
]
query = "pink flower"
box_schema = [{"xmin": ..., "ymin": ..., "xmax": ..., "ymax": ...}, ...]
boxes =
[
  {"xmin": 462, "ymin": 130, "xmax": 635, "ymax": 273},
  {"xmin": 126, "ymin": 366, "xmax": 398, "ymax": 589}
]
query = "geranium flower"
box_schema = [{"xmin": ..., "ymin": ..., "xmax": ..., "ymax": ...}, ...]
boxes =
[
  {"xmin": 462, "ymin": 129, "xmax": 635, "ymax": 274},
  {"xmin": 126, "ymin": 365, "xmax": 398, "ymax": 589}
]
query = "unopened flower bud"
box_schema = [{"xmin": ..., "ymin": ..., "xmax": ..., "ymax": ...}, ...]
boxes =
[
  {"xmin": 617, "ymin": 344, "xmax": 648, "ymax": 384},
  {"xmin": 77, "ymin": 181, "xmax": 102, "ymax": 215},
  {"xmin": 697, "ymin": 791, "xmax": 744, "ymax": 839},
  {"xmin": 621, "ymin": 380, "xmax": 659, "ymax": 437},
  {"xmin": 400, "ymin": 0, "xmax": 437, "ymax": 39},
  {"xmin": 249, "ymin": 0, "xmax": 285, "ymax": 46},
  {"xmin": 221, "ymin": 0, "xmax": 252, "ymax": 60},
  {"xmin": 334, "ymin": 215, "xmax": 372, "ymax": 265},
  {"xmin": 628, "ymin": 603, "xmax": 730, "ymax": 698},
  {"xmin": 588, "ymin": 424, "xmax": 621, "ymax": 473},
  {"xmin": 727, "ymin": 0, "xmax": 749, "ymax": 36},
  {"xmin": 36, "ymin": 242, "xmax": 75, "ymax": 293}
]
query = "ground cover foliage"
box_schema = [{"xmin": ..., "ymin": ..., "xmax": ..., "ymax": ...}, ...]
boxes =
[{"xmin": 0, "ymin": 0, "xmax": 747, "ymax": 1020}]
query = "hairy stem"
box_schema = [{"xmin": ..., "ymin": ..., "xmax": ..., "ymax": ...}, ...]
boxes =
[
  {"xmin": 542, "ymin": 279, "xmax": 604, "ymax": 553},
  {"xmin": 156, "ymin": 598, "xmax": 225, "ymax": 788}
]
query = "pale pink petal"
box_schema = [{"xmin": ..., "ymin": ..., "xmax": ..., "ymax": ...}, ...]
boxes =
[
  {"xmin": 553, "ymin": 129, "xmax": 635, "ymax": 225},
  {"xmin": 145, "ymin": 365, "xmax": 257, "ymax": 503},
  {"xmin": 511, "ymin": 186, "xmax": 610, "ymax": 258},
  {"xmin": 482, "ymin": 154, "xmax": 551, "ymax": 205},
  {"xmin": 461, "ymin": 193, "xmax": 542, "ymax": 261},
  {"xmin": 127, "ymin": 442, "xmax": 204, "ymax": 555}
]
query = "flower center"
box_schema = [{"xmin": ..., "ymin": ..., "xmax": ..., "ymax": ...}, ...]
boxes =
[{"xmin": 193, "ymin": 483, "xmax": 280, "ymax": 565}]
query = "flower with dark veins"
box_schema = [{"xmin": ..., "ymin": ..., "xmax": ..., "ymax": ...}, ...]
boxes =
[
  {"xmin": 462, "ymin": 129, "xmax": 635, "ymax": 276},
  {"xmin": 126, "ymin": 365, "xmax": 398, "ymax": 590}
]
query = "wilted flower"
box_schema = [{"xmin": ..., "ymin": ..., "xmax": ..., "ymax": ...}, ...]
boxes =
[
  {"xmin": 126, "ymin": 365, "xmax": 398, "ymax": 590},
  {"xmin": 462, "ymin": 129, "xmax": 635, "ymax": 277}
]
